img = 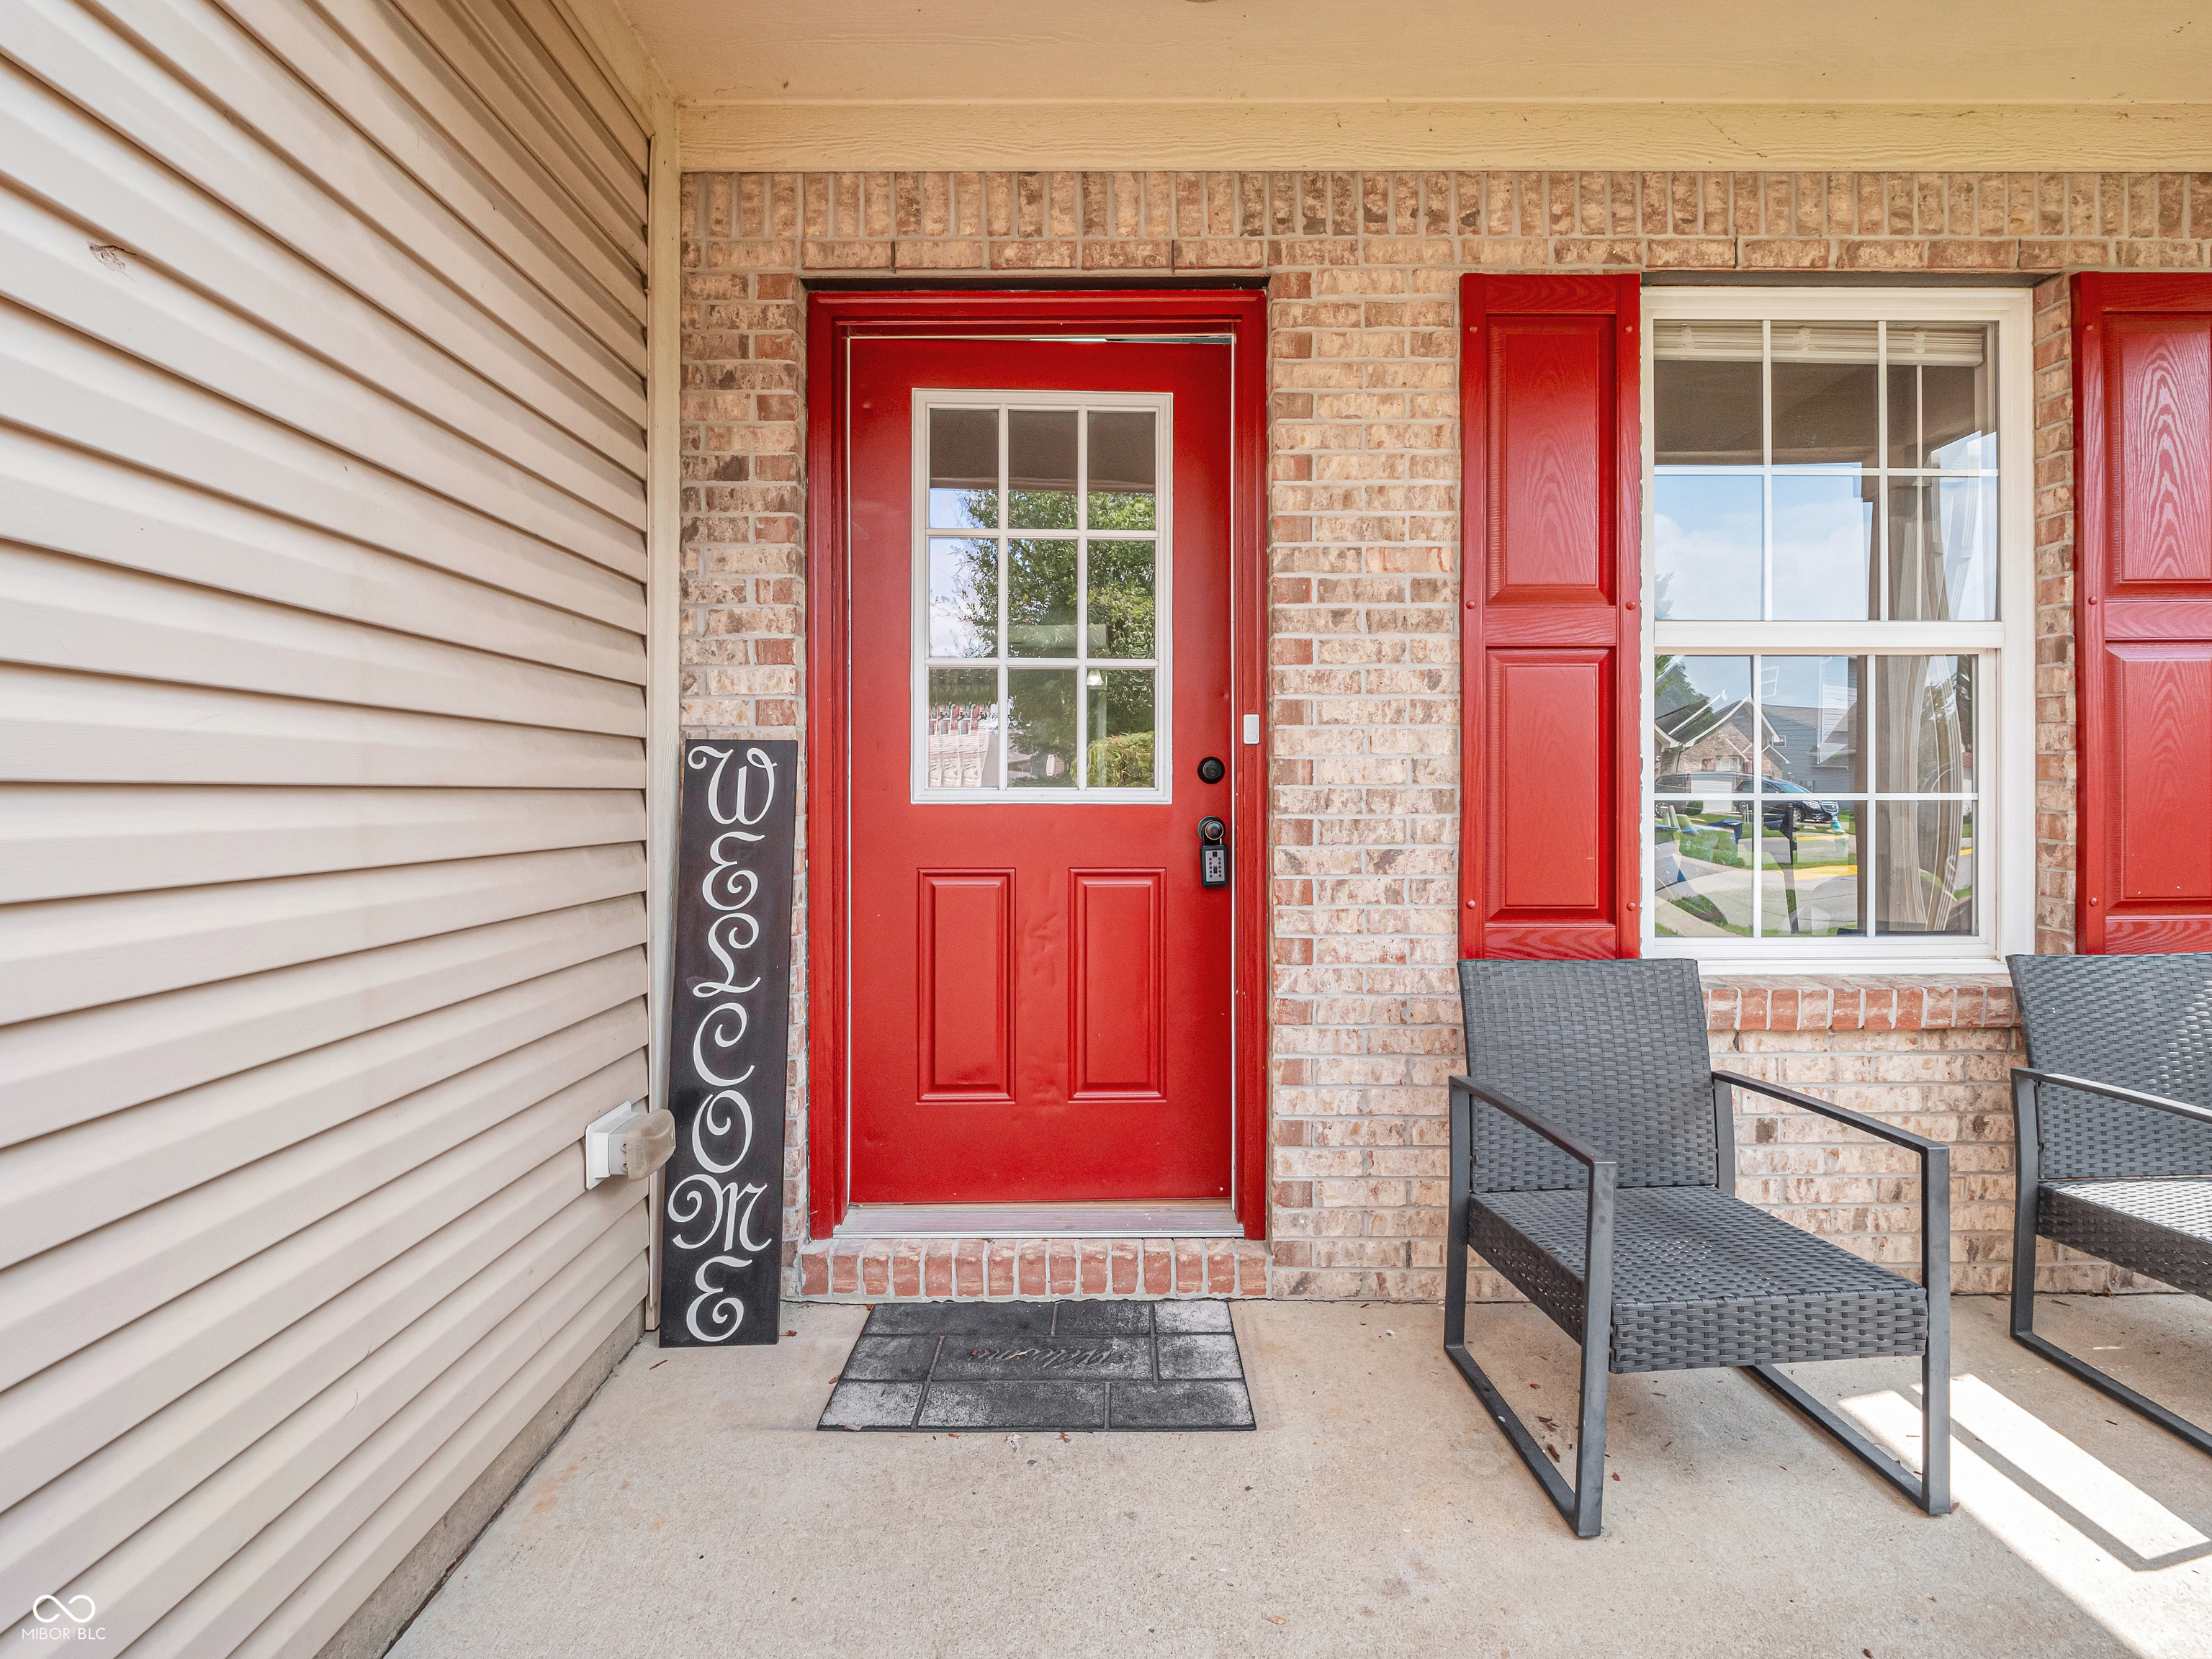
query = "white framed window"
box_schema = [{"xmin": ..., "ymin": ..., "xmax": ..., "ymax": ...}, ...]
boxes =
[
  {"xmin": 1640, "ymin": 289, "xmax": 2033, "ymax": 967},
  {"xmin": 909, "ymin": 389, "xmax": 1174, "ymax": 803}
]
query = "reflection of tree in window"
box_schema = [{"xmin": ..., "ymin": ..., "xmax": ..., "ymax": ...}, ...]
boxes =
[{"xmin": 943, "ymin": 491, "xmax": 1159, "ymax": 662}]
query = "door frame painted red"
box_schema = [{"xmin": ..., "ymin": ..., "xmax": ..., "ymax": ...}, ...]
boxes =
[
  {"xmin": 804, "ymin": 288, "xmax": 1270, "ymax": 1239},
  {"xmin": 1457, "ymin": 274, "xmax": 1643, "ymax": 960},
  {"xmin": 2072, "ymin": 271, "xmax": 2212, "ymax": 953}
]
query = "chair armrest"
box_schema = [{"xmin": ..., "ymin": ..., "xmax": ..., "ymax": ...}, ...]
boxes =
[
  {"xmin": 1448, "ymin": 1076, "xmax": 1619, "ymax": 1314},
  {"xmin": 1716, "ymin": 1070, "xmax": 1950, "ymax": 1303},
  {"xmin": 2012, "ymin": 1066, "xmax": 2212, "ymax": 1130},
  {"xmin": 1449, "ymin": 1075, "xmax": 1615, "ymax": 1171},
  {"xmin": 1717, "ymin": 1071, "xmax": 1947, "ymax": 1157}
]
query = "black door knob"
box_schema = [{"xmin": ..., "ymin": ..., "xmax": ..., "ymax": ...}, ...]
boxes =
[{"xmin": 1197, "ymin": 756, "xmax": 1225, "ymax": 784}]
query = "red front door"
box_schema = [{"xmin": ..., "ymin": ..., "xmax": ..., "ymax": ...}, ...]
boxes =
[{"xmin": 846, "ymin": 336, "xmax": 1236, "ymax": 1203}]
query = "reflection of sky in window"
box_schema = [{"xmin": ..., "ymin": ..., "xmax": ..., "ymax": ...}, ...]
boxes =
[
  {"xmin": 927, "ymin": 541, "xmax": 994, "ymax": 657},
  {"xmin": 929, "ymin": 487, "xmax": 995, "ymax": 529},
  {"xmin": 1771, "ymin": 476, "xmax": 1871, "ymax": 621},
  {"xmin": 1929, "ymin": 432, "xmax": 1990, "ymax": 471},
  {"xmin": 1653, "ymin": 475, "xmax": 1759, "ymax": 619},
  {"xmin": 1937, "ymin": 477, "xmax": 1997, "ymax": 620}
]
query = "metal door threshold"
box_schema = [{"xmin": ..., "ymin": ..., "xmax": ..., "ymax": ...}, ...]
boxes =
[{"xmin": 835, "ymin": 1201, "xmax": 1242, "ymax": 1238}]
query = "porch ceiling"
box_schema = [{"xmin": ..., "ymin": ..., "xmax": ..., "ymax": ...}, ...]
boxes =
[{"xmin": 631, "ymin": 0, "xmax": 2212, "ymax": 172}]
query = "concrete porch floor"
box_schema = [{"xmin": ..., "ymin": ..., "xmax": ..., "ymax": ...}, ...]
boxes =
[{"xmin": 395, "ymin": 1295, "xmax": 2212, "ymax": 1658}]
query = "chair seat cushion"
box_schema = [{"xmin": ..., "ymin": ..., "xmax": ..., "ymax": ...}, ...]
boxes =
[
  {"xmin": 2040, "ymin": 1179, "xmax": 2212, "ymax": 1297},
  {"xmin": 1470, "ymin": 1184, "xmax": 1929, "ymax": 1374}
]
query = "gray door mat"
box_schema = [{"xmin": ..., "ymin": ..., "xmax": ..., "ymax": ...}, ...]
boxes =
[{"xmin": 818, "ymin": 1300, "xmax": 1256, "ymax": 1432}]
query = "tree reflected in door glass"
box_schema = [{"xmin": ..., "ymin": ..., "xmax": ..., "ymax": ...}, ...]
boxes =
[
  {"xmin": 1087, "ymin": 669, "xmax": 1155, "ymax": 788},
  {"xmin": 1087, "ymin": 542, "xmax": 1155, "ymax": 658},
  {"xmin": 1006, "ymin": 669, "xmax": 1077, "ymax": 786},
  {"xmin": 1007, "ymin": 539, "xmax": 1078, "ymax": 657}
]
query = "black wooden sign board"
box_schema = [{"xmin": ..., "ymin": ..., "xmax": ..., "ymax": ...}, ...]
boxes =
[{"xmin": 657, "ymin": 739, "xmax": 797, "ymax": 1346}]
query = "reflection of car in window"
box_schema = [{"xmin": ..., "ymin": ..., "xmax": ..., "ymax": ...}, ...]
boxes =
[{"xmin": 1653, "ymin": 772, "xmax": 1837, "ymax": 830}]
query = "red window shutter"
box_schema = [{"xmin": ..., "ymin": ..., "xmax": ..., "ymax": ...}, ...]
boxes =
[
  {"xmin": 1460, "ymin": 274, "xmax": 1642, "ymax": 960},
  {"xmin": 2076, "ymin": 274, "xmax": 2212, "ymax": 953}
]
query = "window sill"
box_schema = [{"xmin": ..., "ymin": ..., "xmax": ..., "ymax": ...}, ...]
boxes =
[{"xmin": 1699, "ymin": 969, "xmax": 2015, "ymax": 1031}]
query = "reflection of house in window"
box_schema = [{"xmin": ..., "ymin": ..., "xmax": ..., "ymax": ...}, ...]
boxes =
[
  {"xmin": 1653, "ymin": 670, "xmax": 1758, "ymax": 777},
  {"xmin": 1761, "ymin": 696, "xmax": 1860, "ymax": 795},
  {"xmin": 1664, "ymin": 702, "xmax": 1758, "ymax": 774}
]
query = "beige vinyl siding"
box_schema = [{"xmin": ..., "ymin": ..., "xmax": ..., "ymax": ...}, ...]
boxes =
[{"xmin": 0, "ymin": 0, "xmax": 655, "ymax": 1648}]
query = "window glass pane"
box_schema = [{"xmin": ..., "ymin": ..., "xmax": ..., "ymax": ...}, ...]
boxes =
[
  {"xmin": 928, "ymin": 408, "xmax": 999, "ymax": 529},
  {"xmin": 1086, "ymin": 668, "xmax": 1155, "ymax": 787},
  {"xmin": 1653, "ymin": 655, "xmax": 1755, "ymax": 785},
  {"xmin": 925, "ymin": 667, "xmax": 999, "ymax": 789},
  {"xmin": 1757, "ymin": 801, "xmax": 1862, "ymax": 937},
  {"xmin": 1887, "ymin": 323, "xmax": 1994, "ymax": 470},
  {"xmin": 1007, "ymin": 409, "xmax": 1079, "ymax": 529},
  {"xmin": 1771, "ymin": 475, "xmax": 1875, "ymax": 621},
  {"xmin": 1653, "ymin": 802, "xmax": 1754, "ymax": 938},
  {"xmin": 1653, "ymin": 321, "xmax": 1764, "ymax": 465},
  {"xmin": 1876, "ymin": 804, "xmax": 1975, "ymax": 935},
  {"xmin": 1875, "ymin": 656, "xmax": 1974, "ymax": 793},
  {"xmin": 1887, "ymin": 477, "xmax": 1997, "ymax": 621},
  {"xmin": 1761, "ymin": 655, "xmax": 1863, "ymax": 793},
  {"xmin": 1006, "ymin": 668, "xmax": 1077, "ymax": 786},
  {"xmin": 1006, "ymin": 538, "xmax": 1078, "ymax": 657},
  {"xmin": 1087, "ymin": 540, "xmax": 1156, "ymax": 659},
  {"xmin": 1771, "ymin": 323, "xmax": 1878, "ymax": 468},
  {"xmin": 927, "ymin": 539, "xmax": 997, "ymax": 658},
  {"xmin": 1087, "ymin": 410, "xmax": 1156, "ymax": 529},
  {"xmin": 1653, "ymin": 475, "xmax": 1761, "ymax": 620}
]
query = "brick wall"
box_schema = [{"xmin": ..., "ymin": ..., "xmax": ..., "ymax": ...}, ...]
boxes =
[
  {"xmin": 2032, "ymin": 277, "xmax": 2079, "ymax": 956},
  {"xmin": 1707, "ymin": 977, "xmax": 2160, "ymax": 1296},
  {"xmin": 678, "ymin": 168, "xmax": 2212, "ymax": 1302}
]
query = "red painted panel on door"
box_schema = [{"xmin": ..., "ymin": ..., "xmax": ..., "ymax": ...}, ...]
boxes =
[
  {"xmin": 1480, "ymin": 923, "xmax": 1622, "ymax": 960},
  {"xmin": 1071, "ymin": 871, "xmax": 1164, "ymax": 1098},
  {"xmin": 2074, "ymin": 274, "xmax": 2212, "ymax": 953},
  {"xmin": 1460, "ymin": 273, "xmax": 1640, "ymax": 961},
  {"xmin": 1490, "ymin": 654, "xmax": 1605, "ymax": 912},
  {"xmin": 917, "ymin": 871, "xmax": 1013, "ymax": 1098},
  {"xmin": 1490, "ymin": 318, "xmax": 1609, "ymax": 602},
  {"xmin": 2113, "ymin": 647, "xmax": 2212, "ymax": 902},
  {"xmin": 2106, "ymin": 917, "xmax": 2212, "ymax": 951},
  {"xmin": 2113, "ymin": 319, "xmax": 2212, "ymax": 588}
]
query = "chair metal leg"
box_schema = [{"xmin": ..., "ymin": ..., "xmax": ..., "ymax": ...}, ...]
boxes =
[
  {"xmin": 1748, "ymin": 1137, "xmax": 1951, "ymax": 1516},
  {"xmin": 1444, "ymin": 1083, "xmax": 1471, "ymax": 1351},
  {"xmin": 1746, "ymin": 1362, "xmax": 1949, "ymax": 1514},
  {"xmin": 1442, "ymin": 1089, "xmax": 1612, "ymax": 1537},
  {"xmin": 2010, "ymin": 1326, "xmax": 2212, "ymax": 1457},
  {"xmin": 2002, "ymin": 1072, "xmax": 2211, "ymax": 1452},
  {"xmin": 1444, "ymin": 1327, "xmax": 1607, "ymax": 1537},
  {"xmin": 2010, "ymin": 1071, "xmax": 2042, "ymax": 1344}
]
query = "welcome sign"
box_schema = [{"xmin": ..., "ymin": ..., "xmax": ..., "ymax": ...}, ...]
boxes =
[{"xmin": 657, "ymin": 739, "xmax": 797, "ymax": 1346}]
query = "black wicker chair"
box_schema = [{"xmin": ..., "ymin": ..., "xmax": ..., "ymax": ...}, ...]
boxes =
[
  {"xmin": 1444, "ymin": 958, "xmax": 1951, "ymax": 1537},
  {"xmin": 2006, "ymin": 953, "xmax": 2212, "ymax": 1455}
]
